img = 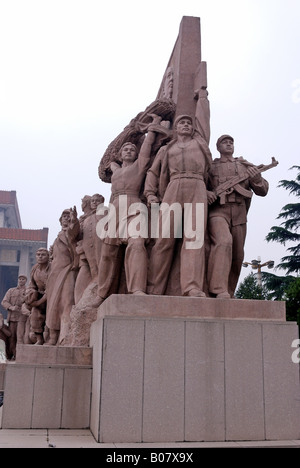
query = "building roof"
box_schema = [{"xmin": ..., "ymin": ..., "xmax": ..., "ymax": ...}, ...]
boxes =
[
  {"xmin": 0, "ymin": 190, "xmax": 22, "ymax": 228},
  {"xmin": 0, "ymin": 227, "xmax": 48, "ymax": 243},
  {"xmin": 0, "ymin": 191, "xmax": 17, "ymax": 205}
]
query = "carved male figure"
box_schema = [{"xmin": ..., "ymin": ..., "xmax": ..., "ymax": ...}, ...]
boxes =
[
  {"xmin": 74, "ymin": 195, "xmax": 92, "ymax": 302},
  {"xmin": 144, "ymin": 90, "xmax": 212, "ymax": 297},
  {"xmin": 93, "ymin": 118, "xmax": 164, "ymax": 306},
  {"xmin": 1, "ymin": 275, "xmax": 27, "ymax": 358},
  {"xmin": 45, "ymin": 208, "xmax": 80, "ymax": 345},
  {"xmin": 206, "ymin": 135, "xmax": 269, "ymax": 297},
  {"xmin": 25, "ymin": 248, "xmax": 50, "ymax": 345},
  {"xmin": 81, "ymin": 193, "xmax": 104, "ymax": 282},
  {"xmin": 74, "ymin": 194, "xmax": 105, "ymax": 303}
]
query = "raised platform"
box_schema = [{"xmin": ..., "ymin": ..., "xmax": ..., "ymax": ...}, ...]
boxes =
[
  {"xmin": 97, "ymin": 294, "xmax": 286, "ymax": 321},
  {"xmin": 15, "ymin": 344, "xmax": 92, "ymax": 366},
  {"xmin": 2, "ymin": 346, "xmax": 92, "ymax": 429}
]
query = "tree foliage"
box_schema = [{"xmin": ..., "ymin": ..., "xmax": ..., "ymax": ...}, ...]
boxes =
[
  {"xmin": 261, "ymin": 272, "xmax": 295, "ymax": 301},
  {"xmin": 236, "ymin": 272, "xmax": 300, "ymax": 326},
  {"xmin": 266, "ymin": 166, "xmax": 300, "ymax": 274},
  {"xmin": 235, "ymin": 273, "xmax": 267, "ymax": 300},
  {"xmin": 284, "ymin": 277, "xmax": 300, "ymax": 325}
]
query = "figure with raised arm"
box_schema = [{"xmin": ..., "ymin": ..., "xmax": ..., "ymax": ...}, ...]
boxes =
[
  {"xmin": 144, "ymin": 88, "xmax": 212, "ymax": 297},
  {"xmin": 92, "ymin": 116, "xmax": 165, "ymax": 306},
  {"xmin": 45, "ymin": 207, "xmax": 80, "ymax": 345}
]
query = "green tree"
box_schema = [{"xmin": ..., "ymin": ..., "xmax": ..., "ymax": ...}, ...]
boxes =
[
  {"xmin": 235, "ymin": 272, "xmax": 267, "ymax": 300},
  {"xmin": 266, "ymin": 165, "xmax": 300, "ymax": 274},
  {"xmin": 261, "ymin": 272, "xmax": 295, "ymax": 301},
  {"xmin": 284, "ymin": 277, "xmax": 300, "ymax": 325}
]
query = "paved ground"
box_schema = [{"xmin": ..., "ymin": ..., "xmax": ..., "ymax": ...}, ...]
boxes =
[
  {"xmin": 1, "ymin": 401, "xmax": 299, "ymax": 448},
  {"xmin": 0, "ymin": 427, "xmax": 299, "ymax": 448}
]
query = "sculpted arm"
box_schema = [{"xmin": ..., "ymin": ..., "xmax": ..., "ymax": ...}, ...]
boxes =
[
  {"xmin": 206, "ymin": 169, "xmax": 218, "ymax": 205},
  {"xmin": 1, "ymin": 290, "xmax": 13, "ymax": 311},
  {"xmin": 137, "ymin": 116, "xmax": 162, "ymax": 172},
  {"xmin": 138, "ymin": 131, "xmax": 156, "ymax": 164},
  {"xmin": 247, "ymin": 167, "xmax": 269, "ymax": 196},
  {"xmin": 241, "ymin": 160, "xmax": 270, "ymax": 196},
  {"xmin": 68, "ymin": 206, "xmax": 81, "ymax": 240},
  {"xmin": 144, "ymin": 149, "xmax": 163, "ymax": 204}
]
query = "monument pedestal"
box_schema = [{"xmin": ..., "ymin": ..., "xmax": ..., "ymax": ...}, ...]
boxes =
[
  {"xmin": 2, "ymin": 295, "xmax": 299, "ymax": 441},
  {"xmin": 2, "ymin": 345, "xmax": 92, "ymax": 429},
  {"xmin": 90, "ymin": 295, "xmax": 300, "ymax": 443}
]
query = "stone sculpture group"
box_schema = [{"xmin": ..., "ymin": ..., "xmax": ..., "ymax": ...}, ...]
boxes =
[{"xmin": 0, "ymin": 19, "xmax": 276, "ymax": 355}]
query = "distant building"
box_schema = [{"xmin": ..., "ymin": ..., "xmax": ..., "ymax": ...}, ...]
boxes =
[{"xmin": 0, "ymin": 190, "xmax": 48, "ymax": 318}]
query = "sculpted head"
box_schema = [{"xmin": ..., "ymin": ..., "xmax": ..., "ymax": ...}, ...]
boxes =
[
  {"xmin": 118, "ymin": 142, "xmax": 138, "ymax": 164},
  {"xmin": 36, "ymin": 248, "xmax": 49, "ymax": 265},
  {"xmin": 81, "ymin": 195, "xmax": 92, "ymax": 214},
  {"xmin": 91, "ymin": 193, "xmax": 104, "ymax": 210},
  {"xmin": 59, "ymin": 209, "xmax": 71, "ymax": 227},
  {"xmin": 216, "ymin": 134, "xmax": 234, "ymax": 156},
  {"xmin": 18, "ymin": 275, "xmax": 27, "ymax": 287},
  {"xmin": 174, "ymin": 115, "xmax": 194, "ymax": 137}
]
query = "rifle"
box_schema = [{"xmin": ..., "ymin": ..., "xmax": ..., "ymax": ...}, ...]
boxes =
[{"xmin": 213, "ymin": 157, "xmax": 279, "ymax": 204}]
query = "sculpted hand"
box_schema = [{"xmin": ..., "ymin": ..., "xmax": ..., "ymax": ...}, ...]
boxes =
[
  {"xmin": 147, "ymin": 195, "xmax": 159, "ymax": 206},
  {"xmin": 207, "ymin": 191, "xmax": 217, "ymax": 205},
  {"xmin": 31, "ymin": 295, "xmax": 46, "ymax": 307},
  {"xmin": 247, "ymin": 166, "xmax": 261, "ymax": 183},
  {"xmin": 70, "ymin": 206, "xmax": 78, "ymax": 222},
  {"xmin": 148, "ymin": 114, "xmax": 162, "ymax": 127}
]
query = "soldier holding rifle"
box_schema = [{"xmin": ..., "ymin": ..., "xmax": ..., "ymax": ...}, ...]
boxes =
[{"xmin": 206, "ymin": 135, "xmax": 276, "ymax": 298}]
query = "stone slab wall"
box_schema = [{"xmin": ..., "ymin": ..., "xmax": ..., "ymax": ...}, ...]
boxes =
[
  {"xmin": 2, "ymin": 363, "xmax": 92, "ymax": 429},
  {"xmin": 90, "ymin": 313, "xmax": 300, "ymax": 443}
]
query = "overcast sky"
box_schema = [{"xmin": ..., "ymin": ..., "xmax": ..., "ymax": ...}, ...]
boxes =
[{"xmin": 0, "ymin": 0, "xmax": 299, "ymax": 285}]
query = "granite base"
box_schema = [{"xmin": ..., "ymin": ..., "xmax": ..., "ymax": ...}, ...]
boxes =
[{"xmin": 90, "ymin": 295, "xmax": 299, "ymax": 443}]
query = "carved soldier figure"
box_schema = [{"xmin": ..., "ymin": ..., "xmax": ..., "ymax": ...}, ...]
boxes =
[
  {"xmin": 25, "ymin": 248, "xmax": 50, "ymax": 345},
  {"xmin": 1, "ymin": 275, "xmax": 27, "ymax": 359},
  {"xmin": 206, "ymin": 135, "xmax": 269, "ymax": 297}
]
